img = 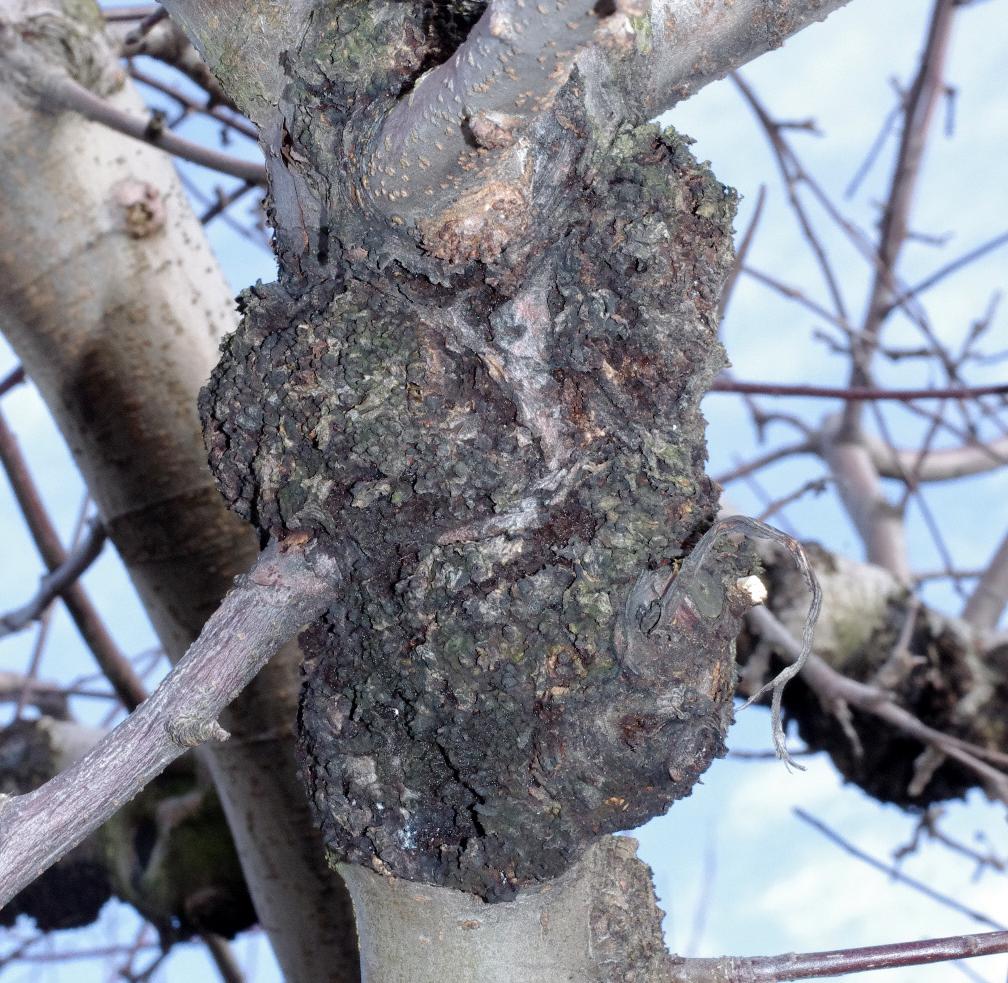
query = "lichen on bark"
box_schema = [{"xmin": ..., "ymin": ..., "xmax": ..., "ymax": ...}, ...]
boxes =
[{"xmin": 201, "ymin": 22, "xmax": 748, "ymax": 896}]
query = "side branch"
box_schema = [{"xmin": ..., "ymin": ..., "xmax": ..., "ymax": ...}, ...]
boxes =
[
  {"xmin": 33, "ymin": 72, "xmax": 265, "ymax": 184},
  {"xmin": 0, "ymin": 518, "xmax": 107, "ymax": 639},
  {"xmin": 615, "ymin": 0, "xmax": 854, "ymax": 118},
  {"xmin": 709, "ymin": 378, "xmax": 1008, "ymax": 401},
  {"xmin": 0, "ymin": 537, "xmax": 350, "ymax": 906},
  {"xmin": 374, "ymin": 0, "xmax": 637, "ymax": 225},
  {"xmin": 672, "ymin": 929, "xmax": 1008, "ymax": 981}
]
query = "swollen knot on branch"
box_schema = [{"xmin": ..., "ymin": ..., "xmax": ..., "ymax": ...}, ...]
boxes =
[
  {"xmin": 624, "ymin": 516, "xmax": 821, "ymax": 769},
  {"xmin": 166, "ymin": 717, "xmax": 230, "ymax": 749}
]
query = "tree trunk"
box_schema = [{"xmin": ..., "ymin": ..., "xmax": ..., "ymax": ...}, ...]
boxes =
[{"xmin": 0, "ymin": 3, "xmax": 358, "ymax": 977}]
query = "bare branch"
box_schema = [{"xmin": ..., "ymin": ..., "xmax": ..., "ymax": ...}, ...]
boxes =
[
  {"xmin": 374, "ymin": 0, "xmax": 636, "ymax": 227},
  {"xmin": 718, "ymin": 185, "xmax": 766, "ymax": 323},
  {"xmin": 672, "ymin": 929, "xmax": 1008, "ymax": 981},
  {"xmin": 709, "ymin": 378, "xmax": 1008, "ymax": 401},
  {"xmin": 0, "ymin": 536, "xmax": 351, "ymax": 908},
  {"xmin": 625, "ymin": 0, "xmax": 855, "ymax": 118},
  {"xmin": 0, "ymin": 673, "xmax": 71, "ymax": 719},
  {"xmin": 0, "ymin": 519, "xmax": 107, "ymax": 640},
  {"xmin": 845, "ymin": 0, "xmax": 957, "ymax": 425},
  {"xmin": 855, "ymin": 429, "xmax": 1008, "ymax": 482},
  {"xmin": 793, "ymin": 808, "xmax": 1005, "ymax": 930},
  {"xmin": 963, "ymin": 530, "xmax": 1008, "ymax": 630},
  {"xmin": 0, "ymin": 411, "xmax": 147, "ymax": 710},
  {"xmin": 883, "ymin": 229, "xmax": 1008, "ymax": 317},
  {"xmin": 116, "ymin": 16, "xmax": 234, "ymax": 110},
  {"xmin": 0, "ymin": 365, "xmax": 25, "ymax": 399},
  {"xmin": 199, "ymin": 933, "xmax": 246, "ymax": 983},
  {"xmin": 31, "ymin": 71, "xmax": 265, "ymax": 183},
  {"xmin": 128, "ymin": 66, "xmax": 258, "ymax": 141}
]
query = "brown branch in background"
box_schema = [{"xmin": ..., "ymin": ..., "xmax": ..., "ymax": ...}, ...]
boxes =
[
  {"xmin": 199, "ymin": 181, "xmax": 259, "ymax": 225},
  {"xmin": 883, "ymin": 230, "xmax": 1008, "ymax": 317},
  {"xmin": 0, "ymin": 410, "xmax": 147, "ymax": 711},
  {"xmin": 117, "ymin": 16, "xmax": 235, "ymax": 110},
  {"xmin": 850, "ymin": 0, "xmax": 957, "ymax": 378},
  {"xmin": 0, "ymin": 673, "xmax": 70, "ymax": 719},
  {"xmin": 844, "ymin": 98, "xmax": 903, "ymax": 199},
  {"xmin": 748, "ymin": 605, "xmax": 1008, "ymax": 800},
  {"xmin": 731, "ymin": 72, "xmax": 849, "ymax": 322},
  {"xmin": 101, "ymin": 5, "xmax": 158, "ymax": 21},
  {"xmin": 12, "ymin": 492, "xmax": 91, "ymax": 720},
  {"xmin": 128, "ymin": 66, "xmax": 258, "ymax": 141},
  {"xmin": 718, "ymin": 184, "xmax": 766, "ymax": 323},
  {"xmin": 0, "ymin": 519, "xmax": 107, "ymax": 639},
  {"xmin": 714, "ymin": 440, "xmax": 815, "ymax": 486},
  {"xmin": 199, "ymin": 933, "xmax": 246, "ymax": 983},
  {"xmin": 29, "ymin": 71, "xmax": 264, "ymax": 184},
  {"xmin": 793, "ymin": 808, "xmax": 1005, "ymax": 930},
  {"xmin": 121, "ymin": 7, "xmax": 167, "ymax": 45},
  {"xmin": 0, "ymin": 366, "xmax": 25, "ymax": 399},
  {"xmin": 895, "ymin": 806, "xmax": 1007, "ymax": 879},
  {"xmin": 755, "ymin": 477, "xmax": 831, "ymax": 523},
  {"xmin": 672, "ymin": 929, "xmax": 1008, "ymax": 981},
  {"xmin": 709, "ymin": 378, "xmax": 1008, "ymax": 401},
  {"xmin": 740, "ymin": 264, "xmax": 856, "ymax": 336},
  {"xmin": 0, "ymin": 535, "xmax": 353, "ymax": 907}
]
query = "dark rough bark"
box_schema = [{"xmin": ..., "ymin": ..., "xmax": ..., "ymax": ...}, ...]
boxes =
[
  {"xmin": 0, "ymin": 718, "xmax": 254, "ymax": 941},
  {"xmin": 746, "ymin": 545, "xmax": 1008, "ymax": 806},
  {"xmin": 200, "ymin": 2, "xmax": 748, "ymax": 900}
]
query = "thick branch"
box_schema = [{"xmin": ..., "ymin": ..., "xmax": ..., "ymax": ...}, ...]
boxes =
[
  {"xmin": 0, "ymin": 538, "xmax": 347, "ymax": 908},
  {"xmin": 617, "ymin": 0, "xmax": 854, "ymax": 118},
  {"xmin": 0, "ymin": 3, "xmax": 360, "ymax": 974},
  {"xmin": 964, "ymin": 530, "xmax": 1008, "ymax": 630},
  {"xmin": 157, "ymin": 0, "xmax": 314, "ymax": 123},
  {"xmin": 858, "ymin": 430, "xmax": 1008, "ymax": 482},
  {"xmin": 340, "ymin": 836, "xmax": 674, "ymax": 983},
  {"xmin": 375, "ymin": 0, "xmax": 635, "ymax": 224},
  {"xmin": 820, "ymin": 436, "xmax": 910, "ymax": 581}
]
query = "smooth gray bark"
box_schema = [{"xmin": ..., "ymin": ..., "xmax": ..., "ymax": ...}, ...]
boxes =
[{"xmin": 0, "ymin": 3, "xmax": 360, "ymax": 977}]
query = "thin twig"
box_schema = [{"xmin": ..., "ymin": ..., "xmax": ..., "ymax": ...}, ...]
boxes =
[
  {"xmin": 793, "ymin": 808, "xmax": 1005, "ymax": 930},
  {"xmin": 0, "ymin": 519, "xmax": 107, "ymax": 639},
  {"xmin": 710, "ymin": 379, "xmax": 1008, "ymax": 401},
  {"xmin": 0, "ymin": 366, "xmax": 26, "ymax": 399},
  {"xmin": 674, "ymin": 929, "xmax": 1008, "ymax": 981},
  {"xmin": 31, "ymin": 71, "xmax": 265, "ymax": 184},
  {"xmin": 0, "ymin": 410, "xmax": 147, "ymax": 710},
  {"xmin": 719, "ymin": 185, "xmax": 766, "ymax": 323}
]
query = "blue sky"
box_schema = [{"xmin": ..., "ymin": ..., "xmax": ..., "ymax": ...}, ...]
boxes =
[{"xmin": 1, "ymin": 0, "xmax": 1006, "ymax": 979}]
